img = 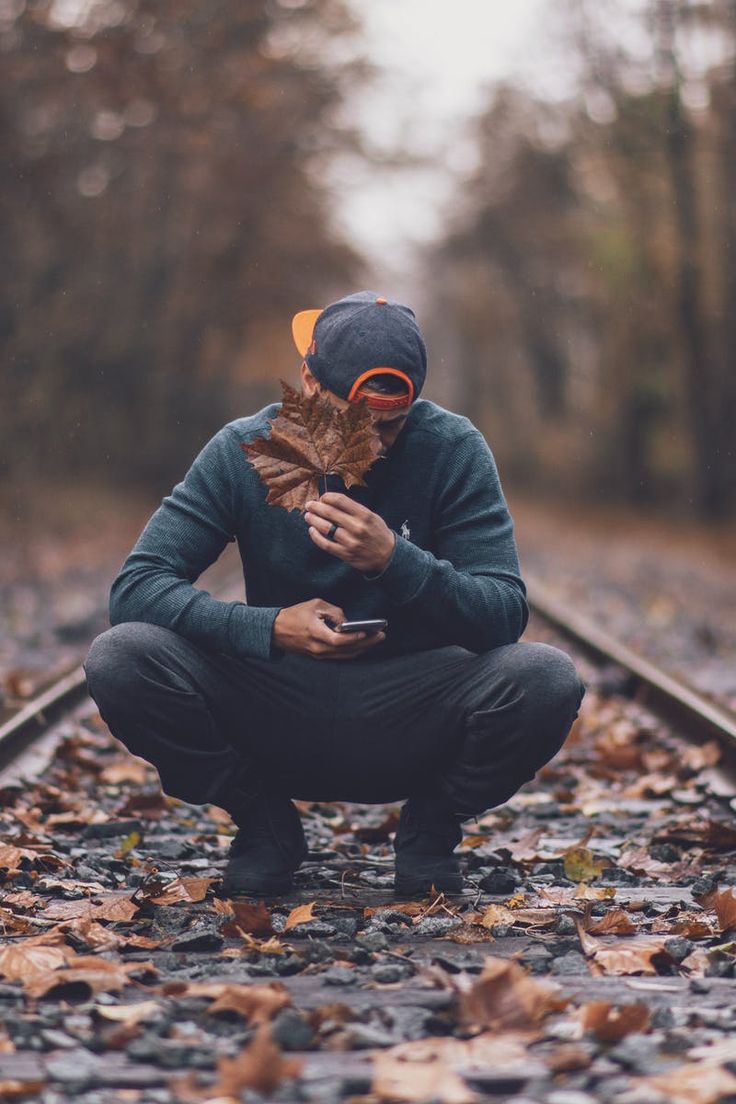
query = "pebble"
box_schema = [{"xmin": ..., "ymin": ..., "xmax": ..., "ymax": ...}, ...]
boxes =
[
  {"xmin": 550, "ymin": 953, "xmax": 590, "ymax": 976},
  {"xmin": 370, "ymin": 964, "xmax": 404, "ymax": 984},
  {"xmin": 478, "ymin": 867, "xmax": 522, "ymax": 894},
  {"xmin": 321, "ymin": 967, "xmax": 358, "ymax": 986},
  {"xmin": 271, "ymin": 1009, "xmax": 315, "ymax": 1051},
  {"xmin": 358, "ymin": 932, "xmax": 389, "ymax": 953}
]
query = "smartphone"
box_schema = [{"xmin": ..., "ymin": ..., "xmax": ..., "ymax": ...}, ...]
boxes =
[{"xmin": 324, "ymin": 617, "xmax": 388, "ymax": 634}]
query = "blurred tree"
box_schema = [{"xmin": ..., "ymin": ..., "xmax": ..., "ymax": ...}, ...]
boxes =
[
  {"xmin": 426, "ymin": 0, "xmax": 736, "ymax": 520},
  {"xmin": 0, "ymin": 0, "xmax": 366, "ymax": 491}
]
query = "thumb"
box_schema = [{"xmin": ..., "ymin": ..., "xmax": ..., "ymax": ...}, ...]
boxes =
[{"xmin": 315, "ymin": 603, "xmax": 345, "ymax": 626}]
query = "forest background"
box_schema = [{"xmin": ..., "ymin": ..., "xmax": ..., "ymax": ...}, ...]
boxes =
[{"xmin": 2, "ymin": 0, "xmax": 735, "ymax": 525}]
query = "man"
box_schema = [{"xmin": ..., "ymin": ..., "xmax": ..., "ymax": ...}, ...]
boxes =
[{"xmin": 83, "ymin": 290, "xmax": 586, "ymax": 898}]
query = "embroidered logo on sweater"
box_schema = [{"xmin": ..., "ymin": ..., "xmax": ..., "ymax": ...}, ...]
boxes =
[{"xmin": 400, "ymin": 519, "xmax": 411, "ymax": 540}]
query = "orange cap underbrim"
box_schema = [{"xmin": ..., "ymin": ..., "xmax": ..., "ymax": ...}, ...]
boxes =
[{"xmin": 292, "ymin": 308, "xmax": 323, "ymax": 357}]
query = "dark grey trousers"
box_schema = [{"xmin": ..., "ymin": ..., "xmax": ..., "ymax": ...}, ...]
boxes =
[{"xmin": 83, "ymin": 622, "xmax": 586, "ymax": 823}]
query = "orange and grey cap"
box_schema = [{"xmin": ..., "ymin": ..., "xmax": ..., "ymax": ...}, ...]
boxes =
[{"xmin": 291, "ymin": 290, "xmax": 426, "ymax": 410}]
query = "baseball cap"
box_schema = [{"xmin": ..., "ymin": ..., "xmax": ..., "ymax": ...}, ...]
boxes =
[{"xmin": 291, "ymin": 290, "xmax": 427, "ymax": 411}]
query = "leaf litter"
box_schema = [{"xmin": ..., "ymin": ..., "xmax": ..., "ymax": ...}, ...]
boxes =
[{"xmin": 0, "ymin": 620, "xmax": 735, "ymax": 1101}]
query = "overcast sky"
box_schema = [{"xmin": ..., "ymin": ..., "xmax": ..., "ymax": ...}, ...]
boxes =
[{"xmin": 332, "ymin": 0, "xmax": 553, "ymax": 285}]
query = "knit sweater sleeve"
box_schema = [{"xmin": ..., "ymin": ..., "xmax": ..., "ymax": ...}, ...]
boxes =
[
  {"xmin": 362, "ymin": 429, "xmax": 529, "ymax": 651},
  {"xmin": 108, "ymin": 426, "xmax": 281, "ymax": 661}
]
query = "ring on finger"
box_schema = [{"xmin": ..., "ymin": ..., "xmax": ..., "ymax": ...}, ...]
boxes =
[{"xmin": 326, "ymin": 521, "xmax": 339, "ymax": 541}]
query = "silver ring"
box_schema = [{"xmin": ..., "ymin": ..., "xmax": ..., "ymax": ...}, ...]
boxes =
[{"xmin": 326, "ymin": 521, "xmax": 338, "ymax": 541}]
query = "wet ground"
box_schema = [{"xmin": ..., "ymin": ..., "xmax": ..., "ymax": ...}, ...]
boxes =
[{"xmin": 1, "ymin": 616, "xmax": 736, "ymax": 1103}]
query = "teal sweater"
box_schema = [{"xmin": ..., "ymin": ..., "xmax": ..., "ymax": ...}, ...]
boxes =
[{"xmin": 109, "ymin": 398, "xmax": 529, "ymax": 661}]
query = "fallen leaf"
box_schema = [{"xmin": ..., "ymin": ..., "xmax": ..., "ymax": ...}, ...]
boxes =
[
  {"xmin": 698, "ymin": 887, "xmax": 736, "ymax": 932},
  {"xmin": 580, "ymin": 1000, "xmax": 651, "ymax": 1041},
  {"xmin": 147, "ymin": 877, "xmax": 213, "ymax": 905},
  {"xmin": 644, "ymin": 1062, "xmax": 736, "ymax": 1103},
  {"xmin": 219, "ymin": 900, "xmax": 275, "ymax": 937},
  {"xmin": 456, "ymin": 955, "xmax": 566, "ymax": 1030},
  {"xmin": 283, "ymin": 902, "xmax": 317, "ymax": 931},
  {"xmin": 241, "ymin": 379, "xmax": 383, "ymax": 513},
  {"xmin": 0, "ymin": 942, "xmax": 71, "ymax": 985},
  {"xmin": 42, "ymin": 894, "xmax": 139, "ymax": 923},
  {"xmin": 563, "ymin": 846, "xmax": 607, "ymax": 883},
  {"xmin": 373, "ymin": 1034, "xmax": 533, "ymax": 1104},
  {"xmin": 208, "ymin": 1023, "xmax": 303, "ymax": 1097},
  {"xmin": 586, "ymin": 909, "xmax": 638, "ymax": 936},
  {"xmin": 96, "ymin": 1001, "xmax": 162, "ymax": 1025},
  {"xmin": 207, "ymin": 983, "xmax": 292, "ymax": 1024}
]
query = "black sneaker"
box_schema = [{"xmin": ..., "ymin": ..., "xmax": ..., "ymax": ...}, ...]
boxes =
[
  {"xmin": 393, "ymin": 796, "xmax": 465, "ymax": 897},
  {"xmin": 221, "ymin": 793, "xmax": 309, "ymax": 897}
]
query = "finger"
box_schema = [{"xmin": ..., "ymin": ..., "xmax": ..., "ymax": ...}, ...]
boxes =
[
  {"xmin": 318, "ymin": 492, "xmax": 368, "ymax": 517},
  {"xmin": 313, "ymin": 617, "xmax": 366, "ymax": 646},
  {"xmin": 308, "ymin": 525, "xmax": 350, "ymax": 558},
  {"xmin": 316, "ymin": 605, "xmax": 345, "ymax": 628},
  {"xmin": 306, "ymin": 513, "xmax": 345, "ymax": 541},
  {"xmin": 305, "ymin": 496, "xmax": 367, "ymax": 528}
]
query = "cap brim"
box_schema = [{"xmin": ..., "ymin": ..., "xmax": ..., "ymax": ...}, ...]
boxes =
[{"xmin": 291, "ymin": 308, "xmax": 323, "ymax": 357}]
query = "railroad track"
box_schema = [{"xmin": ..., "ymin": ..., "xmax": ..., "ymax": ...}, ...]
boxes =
[{"xmin": 1, "ymin": 572, "xmax": 736, "ymax": 1102}]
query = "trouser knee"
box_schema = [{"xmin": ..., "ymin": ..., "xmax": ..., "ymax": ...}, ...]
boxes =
[{"xmin": 83, "ymin": 622, "xmax": 173, "ymax": 703}]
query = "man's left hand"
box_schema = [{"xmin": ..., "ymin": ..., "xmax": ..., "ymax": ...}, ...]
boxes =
[{"xmin": 304, "ymin": 493, "xmax": 395, "ymax": 574}]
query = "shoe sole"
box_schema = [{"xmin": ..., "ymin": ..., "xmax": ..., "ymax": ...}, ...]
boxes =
[
  {"xmin": 220, "ymin": 844, "xmax": 309, "ymax": 898},
  {"xmin": 394, "ymin": 872, "xmax": 464, "ymax": 897},
  {"xmin": 221, "ymin": 873, "xmax": 294, "ymax": 897}
]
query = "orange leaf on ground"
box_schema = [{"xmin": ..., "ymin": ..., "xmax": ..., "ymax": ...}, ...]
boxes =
[
  {"xmin": 698, "ymin": 887, "xmax": 736, "ymax": 932},
  {"xmin": 0, "ymin": 942, "xmax": 71, "ymax": 986},
  {"xmin": 209, "ymin": 1023, "xmax": 303, "ymax": 1097},
  {"xmin": 456, "ymin": 955, "xmax": 566, "ymax": 1031},
  {"xmin": 586, "ymin": 909, "xmax": 638, "ymax": 936},
  {"xmin": 645, "ymin": 1062, "xmax": 736, "ymax": 1103},
  {"xmin": 580, "ymin": 1000, "xmax": 651, "ymax": 1041},
  {"xmin": 207, "ymin": 983, "xmax": 292, "ymax": 1024},
  {"xmin": 225, "ymin": 900, "xmax": 275, "ymax": 937},
  {"xmin": 283, "ymin": 902, "xmax": 317, "ymax": 931},
  {"xmin": 373, "ymin": 1034, "xmax": 532, "ymax": 1104},
  {"xmin": 42, "ymin": 894, "xmax": 139, "ymax": 923},
  {"xmin": 148, "ymin": 877, "xmax": 213, "ymax": 905}
]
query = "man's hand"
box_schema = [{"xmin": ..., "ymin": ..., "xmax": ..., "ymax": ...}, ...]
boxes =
[
  {"xmin": 272, "ymin": 598, "xmax": 386, "ymax": 660},
  {"xmin": 304, "ymin": 492, "xmax": 396, "ymax": 574}
]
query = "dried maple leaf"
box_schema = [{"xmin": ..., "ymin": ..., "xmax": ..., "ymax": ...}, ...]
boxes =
[
  {"xmin": 241, "ymin": 379, "xmax": 383, "ymax": 513},
  {"xmin": 455, "ymin": 955, "xmax": 566, "ymax": 1031},
  {"xmin": 644, "ymin": 1062, "xmax": 736, "ymax": 1104},
  {"xmin": 698, "ymin": 887, "xmax": 736, "ymax": 932},
  {"xmin": 579, "ymin": 1000, "xmax": 651, "ymax": 1042},
  {"xmin": 208, "ymin": 1023, "xmax": 303, "ymax": 1097}
]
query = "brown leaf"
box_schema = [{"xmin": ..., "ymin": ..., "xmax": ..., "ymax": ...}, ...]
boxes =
[
  {"xmin": 96, "ymin": 1000, "xmax": 162, "ymax": 1025},
  {"xmin": 372, "ymin": 1034, "xmax": 532, "ymax": 1104},
  {"xmin": 698, "ymin": 887, "xmax": 736, "ymax": 932},
  {"xmin": 207, "ymin": 983, "xmax": 292, "ymax": 1024},
  {"xmin": 0, "ymin": 942, "xmax": 71, "ymax": 985},
  {"xmin": 225, "ymin": 900, "xmax": 275, "ymax": 937},
  {"xmin": 644, "ymin": 1062, "xmax": 736, "ymax": 1103},
  {"xmin": 25, "ymin": 955, "xmax": 140, "ymax": 999},
  {"xmin": 456, "ymin": 955, "xmax": 566, "ymax": 1031},
  {"xmin": 586, "ymin": 909, "xmax": 638, "ymax": 936},
  {"xmin": 580, "ymin": 1000, "xmax": 651, "ymax": 1041},
  {"xmin": 241, "ymin": 379, "xmax": 383, "ymax": 513},
  {"xmin": 99, "ymin": 757, "xmax": 153, "ymax": 784},
  {"xmin": 283, "ymin": 901, "xmax": 317, "ymax": 931},
  {"xmin": 148, "ymin": 877, "xmax": 212, "ymax": 905},
  {"xmin": 42, "ymin": 893, "xmax": 139, "ymax": 923},
  {"xmin": 209, "ymin": 1023, "xmax": 303, "ymax": 1097},
  {"xmin": 575, "ymin": 918, "xmax": 669, "ymax": 975}
]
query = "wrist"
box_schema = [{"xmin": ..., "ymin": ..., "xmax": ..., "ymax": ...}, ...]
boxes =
[{"xmin": 371, "ymin": 531, "xmax": 396, "ymax": 574}]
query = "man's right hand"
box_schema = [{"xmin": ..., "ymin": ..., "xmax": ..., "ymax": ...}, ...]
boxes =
[{"xmin": 272, "ymin": 599, "xmax": 386, "ymax": 660}]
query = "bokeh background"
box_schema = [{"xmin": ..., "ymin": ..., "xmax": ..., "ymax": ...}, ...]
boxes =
[{"xmin": 1, "ymin": 0, "xmax": 734, "ymax": 708}]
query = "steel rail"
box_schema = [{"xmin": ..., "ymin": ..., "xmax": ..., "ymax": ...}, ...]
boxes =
[
  {"xmin": 526, "ymin": 573, "xmax": 736, "ymax": 750},
  {"xmin": 2, "ymin": 573, "xmax": 734, "ymax": 771}
]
